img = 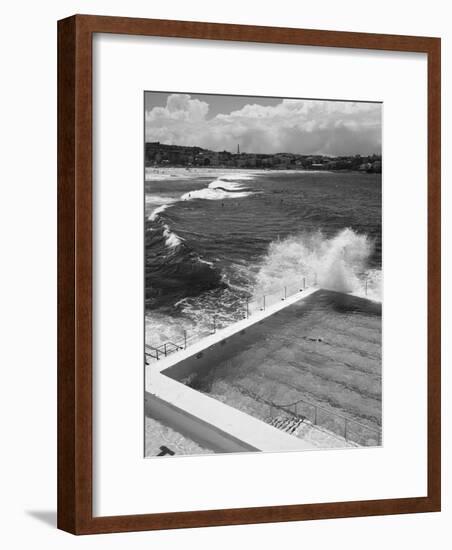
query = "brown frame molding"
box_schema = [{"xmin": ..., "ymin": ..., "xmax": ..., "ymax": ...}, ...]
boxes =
[{"xmin": 57, "ymin": 14, "xmax": 441, "ymax": 535}]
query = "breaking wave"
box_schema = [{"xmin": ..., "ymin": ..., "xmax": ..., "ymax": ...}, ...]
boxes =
[
  {"xmin": 145, "ymin": 194, "xmax": 178, "ymax": 206},
  {"xmin": 181, "ymin": 176, "xmax": 255, "ymax": 201},
  {"xmin": 147, "ymin": 174, "xmax": 255, "ymax": 218},
  {"xmin": 212, "ymin": 173, "xmax": 255, "ymax": 182},
  {"xmin": 252, "ymin": 228, "xmax": 381, "ymax": 301},
  {"xmin": 146, "ymin": 173, "xmax": 257, "ymax": 252},
  {"xmin": 149, "ymin": 204, "xmax": 171, "ymax": 222},
  {"xmin": 180, "ymin": 187, "xmax": 253, "ymax": 201},
  {"xmin": 162, "ymin": 224, "xmax": 182, "ymax": 248}
]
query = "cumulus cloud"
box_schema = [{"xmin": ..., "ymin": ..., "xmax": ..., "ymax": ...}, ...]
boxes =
[{"xmin": 145, "ymin": 94, "xmax": 381, "ymax": 156}]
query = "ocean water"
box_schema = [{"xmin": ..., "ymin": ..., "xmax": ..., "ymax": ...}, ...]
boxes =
[{"xmin": 145, "ymin": 170, "xmax": 382, "ymax": 347}]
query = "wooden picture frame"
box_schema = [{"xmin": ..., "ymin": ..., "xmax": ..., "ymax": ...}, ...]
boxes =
[{"xmin": 58, "ymin": 14, "xmax": 441, "ymax": 535}]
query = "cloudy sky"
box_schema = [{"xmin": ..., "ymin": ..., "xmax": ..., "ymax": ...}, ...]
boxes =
[{"xmin": 145, "ymin": 92, "xmax": 381, "ymax": 156}]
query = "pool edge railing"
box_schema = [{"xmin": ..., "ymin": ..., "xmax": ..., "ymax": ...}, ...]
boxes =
[
  {"xmin": 269, "ymin": 395, "xmax": 382, "ymax": 446},
  {"xmin": 146, "ymin": 276, "xmax": 317, "ymax": 362},
  {"xmin": 234, "ymin": 383, "xmax": 381, "ymax": 447}
]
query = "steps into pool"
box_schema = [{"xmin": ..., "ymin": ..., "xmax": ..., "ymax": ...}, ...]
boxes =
[{"xmin": 267, "ymin": 415, "xmax": 305, "ymax": 436}]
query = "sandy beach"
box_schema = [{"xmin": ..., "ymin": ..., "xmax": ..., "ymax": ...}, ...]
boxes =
[{"xmin": 144, "ymin": 166, "xmax": 327, "ymax": 181}]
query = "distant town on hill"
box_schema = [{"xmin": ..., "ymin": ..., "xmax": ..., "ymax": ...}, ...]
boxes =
[{"xmin": 145, "ymin": 142, "xmax": 382, "ymax": 173}]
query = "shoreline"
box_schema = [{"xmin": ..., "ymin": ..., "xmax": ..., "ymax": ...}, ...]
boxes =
[
  {"xmin": 144, "ymin": 165, "xmax": 379, "ymax": 181},
  {"xmin": 145, "ymin": 166, "xmax": 333, "ymax": 181}
]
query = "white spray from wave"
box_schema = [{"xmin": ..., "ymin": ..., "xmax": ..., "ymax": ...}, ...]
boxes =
[{"xmin": 252, "ymin": 228, "xmax": 381, "ymax": 302}]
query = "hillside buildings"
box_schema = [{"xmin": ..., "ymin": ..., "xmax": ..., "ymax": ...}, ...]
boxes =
[{"xmin": 145, "ymin": 142, "xmax": 382, "ymax": 173}]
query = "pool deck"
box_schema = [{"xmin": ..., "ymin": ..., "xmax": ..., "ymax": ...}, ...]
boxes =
[
  {"xmin": 146, "ymin": 287, "xmax": 381, "ymax": 455},
  {"xmin": 145, "ymin": 287, "xmax": 321, "ymax": 454}
]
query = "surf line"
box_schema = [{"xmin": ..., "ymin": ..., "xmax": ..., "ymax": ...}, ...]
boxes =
[{"xmin": 147, "ymin": 174, "xmax": 256, "ymax": 249}]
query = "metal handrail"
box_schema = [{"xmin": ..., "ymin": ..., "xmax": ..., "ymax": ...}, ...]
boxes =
[
  {"xmin": 233, "ymin": 383, "xmax": 380, "ymax": 446},
  {"xmin": 146, "ymin": 271, "xmax": 371, "ymax": 361},
  {"xmin": 271, "ymin": 395, "xmax": 381, "ymax": 439},
  {"xmin": 145, "ymin": 340, "xmax": 185, "ymax": 360},
  {"xmin": 146, "ymin": 267, "xmax": 373, "ymax": 360}
]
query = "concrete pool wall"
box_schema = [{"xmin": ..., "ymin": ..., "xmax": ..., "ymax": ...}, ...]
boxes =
[
  {"xmin": 163, "ymin": 318, "xmax": 274, "ymax": 384},
  {"xmin": 146, "ymin": 378, "xmax": 314, "ymax": 453}
]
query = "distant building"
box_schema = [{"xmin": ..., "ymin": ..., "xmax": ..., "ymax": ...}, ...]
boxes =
[{"xmin": 371, "ymin": 160, "xmax": 382, "ymax": 173}]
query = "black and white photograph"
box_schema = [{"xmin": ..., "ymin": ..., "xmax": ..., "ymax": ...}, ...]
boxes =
[
  {"xmin": 144, "ymin": 91, "xmax": 382, "ymax": 457},
  {"xmin": 0, "ymin": 0, "xmax": 445, "ymax": 543}
]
